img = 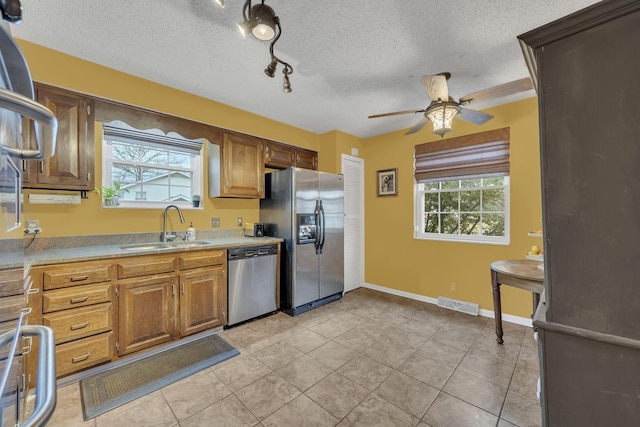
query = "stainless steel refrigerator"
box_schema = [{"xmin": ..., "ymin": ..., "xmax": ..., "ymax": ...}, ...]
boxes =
[{"xmin": 260, "ymin": 167, "xmax": 344, "ymax": 316}]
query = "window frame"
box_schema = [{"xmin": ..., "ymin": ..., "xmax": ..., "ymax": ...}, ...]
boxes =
[
  {"xmin": 414, "ymin": 176, "xmax": 510, "ymax": 245},
  {"xmin": 101, "ymin": 130, "xmax": 203, "ymax": 210}
]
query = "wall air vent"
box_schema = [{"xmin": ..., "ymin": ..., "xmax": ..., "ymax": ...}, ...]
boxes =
[{"xmin": 437, "ymin": 296, "xmax": 479, "ymax": 316}]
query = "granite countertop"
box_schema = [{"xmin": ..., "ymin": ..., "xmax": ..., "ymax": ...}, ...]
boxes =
[{"xmin": 1, "ymin": 230, "xmax": 283, "ymax": 270}]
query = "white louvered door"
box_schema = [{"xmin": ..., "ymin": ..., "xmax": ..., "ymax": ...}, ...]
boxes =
[{"xmin": 341, "ymin": 154, "xmax": 364, "ymax": 292}]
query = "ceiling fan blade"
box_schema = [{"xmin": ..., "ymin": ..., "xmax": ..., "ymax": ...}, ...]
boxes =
[
  {"xmin": 368, "ymin": 109, "xmax": 425, "ymax": 119},
  {"xmin": 457, "ymin": 108, "xmax": 494, "ymax": 125},
  {"xmin": 459, "ymin": 77, "xmax": 533, "ymax": 105},
  {"xmin": 405, "ymin": 116, "xmax": 431, "ymax": 135},
  {"xmin": 422, "ymin": 75, "xmax": 449, "ymax": 102}
]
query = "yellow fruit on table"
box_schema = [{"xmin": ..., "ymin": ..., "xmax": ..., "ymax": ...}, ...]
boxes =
[
  {"xmin": 527, "ymin": 250, "xmax": 537, "ymax": 256},
  {"xmin": 530, "ymin": 245, "xmax": 540, "ymax": 254}
]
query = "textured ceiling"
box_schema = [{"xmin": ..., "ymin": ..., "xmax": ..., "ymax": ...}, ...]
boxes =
[{"xmin": 12, "ymin": 0, "xmax": 600, "ymax": 138}]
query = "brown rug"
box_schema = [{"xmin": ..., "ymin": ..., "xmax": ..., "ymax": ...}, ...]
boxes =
[{"xmin": 80, "ymin": 334, "xmax": 239, "ymax": 420}]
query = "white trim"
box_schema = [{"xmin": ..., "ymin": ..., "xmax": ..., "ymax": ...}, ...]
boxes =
[
  {"xmin": 341, "ymin": 154, "xmax": 365, "ymax": 293},
  {"xmin": 363, "ymin": 282, "xmax": 532, "ymax": 327}
]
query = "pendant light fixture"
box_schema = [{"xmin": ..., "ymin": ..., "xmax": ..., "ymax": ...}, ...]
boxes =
[
  {"xmin": 239, "ymin": 0, "xmax": 294, "ymax": 93},
  {"xmin": 426, "ymin": 103, "xmax": 461, "ymax": 137}
]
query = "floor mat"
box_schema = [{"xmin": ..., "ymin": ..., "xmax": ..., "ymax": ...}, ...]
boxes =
[{"xmin": 80, "ymin": 334, "xmax": 239, "ymax": 420}]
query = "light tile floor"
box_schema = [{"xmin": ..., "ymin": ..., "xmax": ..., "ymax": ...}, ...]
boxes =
[{"xmin": 42, "ymin": 288, "xmax": 542, "ymax": 427}]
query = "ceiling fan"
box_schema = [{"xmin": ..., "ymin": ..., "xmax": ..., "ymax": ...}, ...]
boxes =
[{"xmin": 368, "ymin": 73, "xmax": 533, "ymax": 137}]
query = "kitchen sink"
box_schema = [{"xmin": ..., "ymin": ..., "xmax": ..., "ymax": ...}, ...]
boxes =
[
  {"xmin": 119, "ymin": 243, "xmax": 171, "ymax": 251},
  {"xmin": 168, "ymin": 240, "xmax": 212, "ymax": 248},
  {"xmin": 119, "ymin": 240, "xmax": 212, "ymax": 251}
]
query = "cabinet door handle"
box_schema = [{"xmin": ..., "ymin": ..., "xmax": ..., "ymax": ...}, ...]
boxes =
[
  {"xmin": 172, "ymin": 284, "xmax": 175, "ymax": 296},
  {"xmin": 70, "ymin": 296, "xmax": 88, "ymax": 304},
  {"xmin": 70, "ymin": 322, "xmax": 88, "ymax": 331},
  {"xmin": 181, "ymin": 283, "xmax": 185, "ymax": 294},
  {"xmin": 70, "ymin": 275, "xmax": 89, "ymax": 282},
  {"xmin": 72, "ymin": 353, "xmax": 91, "ymax": 363},
  {"xmin": 39, "ymin": 160, "xmax": 43, "ymax": 173},
  {"xmin": 22, "ymin": 336, "xmax": 33, "ymax": 354}
]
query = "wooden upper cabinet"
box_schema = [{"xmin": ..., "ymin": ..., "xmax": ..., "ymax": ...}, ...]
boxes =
[
  {"xmin": 23, "ymin": 84, "xmax": 95, "ymax": 191},
  {"xmin": 294, "ymin": 147, "xmax": 318, "ymax": 170},
  {"xmin": 264, "ymin": 140, "xmax": 318, "ymax": 170},
  {"xmin": 209, "ymin": 130, "xmax": 265, "ymax": 198},
  {"xmin": 265, "ymin": 140, "xmax": 295, "ymax": 168}
]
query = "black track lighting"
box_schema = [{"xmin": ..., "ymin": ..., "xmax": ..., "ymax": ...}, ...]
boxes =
[{"xmin": 239, "ymin": 1, "xmax": 294, "ymax": 92}]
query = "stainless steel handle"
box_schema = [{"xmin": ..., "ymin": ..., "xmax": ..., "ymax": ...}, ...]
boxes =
[
  {"xmin": 0, "ymin": 87, "xmax": 58, "ymax": 159},
  {"xmin": 314, "ymin": 200, "xmax": 321, "ymax": 254},
  {"xmin": 319, "ymin": 200, "xmax": 326, "ymax": 254},
  {"xmin": 22, "ymin": 325, "xmax": 57, "ymax": 427}
]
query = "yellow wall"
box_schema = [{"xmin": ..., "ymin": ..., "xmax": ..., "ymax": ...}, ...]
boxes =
[
  {"xmin": 12, "ymin": 41, "xmax": 329, "ymax": 239},
  {"xmin": 10, "ymin": 41, "xmax": 542, "ymax": 319},
  {"xmin": 363, "ymin": 97, "xmax": 542, "ymax": 318}
]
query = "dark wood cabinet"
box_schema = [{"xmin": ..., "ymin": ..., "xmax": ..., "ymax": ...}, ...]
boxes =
[
  {"xmin": 117, "ymin": 273, "xmax": 176, "ymax": 356},
  {"xmin": 23, "ymin": 84, "xmax": 95, "ymax": 191},
  {"xmin": 265, "ymin": 140, "xmax": 318, "ymax": 170},
  {"xmin": 179, "ymin": 266, "xmax": 226, "ymax": 336},
  {"xmin": 209, "ymin": 130, "xmax": 265, "ymax": 198},
  {"xmin": 519, "ymin": 1, "xmax": 640, "ymax": 425}
]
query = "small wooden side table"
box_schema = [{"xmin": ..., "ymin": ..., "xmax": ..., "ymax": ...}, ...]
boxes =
[{"xmin": 490, "ymin": 260, "xmax": 544, "ymax": 344}]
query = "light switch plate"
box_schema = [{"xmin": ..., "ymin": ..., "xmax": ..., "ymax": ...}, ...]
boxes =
[
  {"xmin": 211, "ymin": 217, "xmax": 220, "ymax": 227},
  {"xmin": 237, "ymin": 217, "xmax": 243, "ymax": 227}
]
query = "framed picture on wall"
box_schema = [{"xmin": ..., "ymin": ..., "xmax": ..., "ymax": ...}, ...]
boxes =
[{"xmin": 377, "ymin": 168, "xmax": 397, "ymax": 196}]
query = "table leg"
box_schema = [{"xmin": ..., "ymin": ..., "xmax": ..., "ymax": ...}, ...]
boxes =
[{"xmin": 491, "ymin": 269, "xmax": 504, "ymax": 344}]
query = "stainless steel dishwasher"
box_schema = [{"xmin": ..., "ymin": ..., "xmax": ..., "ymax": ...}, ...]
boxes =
[{"xmin": 227, "ymin": 244, "xmax": 278, "ymax": 326}]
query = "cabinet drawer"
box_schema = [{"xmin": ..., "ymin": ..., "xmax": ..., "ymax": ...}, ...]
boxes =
[
  {"xmin": 0, "ymin": 268, "xmax": 25, "ymax": 297},
  {"xmin": 43, "ymin": 283, "xmax": 112, "ymax": 313},
  {"xmin": 56, "ymin": 332, "xmax": 113, "ymax": 377},
  {"xmin": 43, "ymin": 262, "xmax": 112, "ymax": 290},
  {"xmin": 117, "ymin": 256, "xmax": 175, "ymax": 279},
  {"xmin": 43, "ymin": 303, "xmax": 112, "ymax": 344},
  {"xmin": 178, "ymin": 250, "xmax": 225, "ymax": 270}
]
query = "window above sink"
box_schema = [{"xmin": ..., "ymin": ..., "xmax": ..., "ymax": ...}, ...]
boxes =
[{"xmin": 100, "ymin": 120, "xmax": 203, "ymax": 210}]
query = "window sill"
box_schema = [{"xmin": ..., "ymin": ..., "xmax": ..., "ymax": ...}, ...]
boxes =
[
  {"xmin": 101, "ymin": 202, "xmax": 203, "ymax": 210},
  {"xmin": 414, "ymin": 233, "xmax": 510, "ymax": 246}
]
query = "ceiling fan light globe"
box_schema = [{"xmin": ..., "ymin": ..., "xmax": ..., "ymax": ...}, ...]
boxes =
[{"xmin": 427, "ymin": 104, "xmax": 459, "ymax": 137}]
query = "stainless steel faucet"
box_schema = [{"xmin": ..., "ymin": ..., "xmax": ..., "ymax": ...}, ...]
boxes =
[{"xmin": 161, "ymin": 204, "xmax": 185, "ymax": 242}]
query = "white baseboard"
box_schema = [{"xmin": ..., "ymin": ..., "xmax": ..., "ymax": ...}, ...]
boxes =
[{"xmin": 362, "ymin": 282, "xmax": 532, "ymax": 327}]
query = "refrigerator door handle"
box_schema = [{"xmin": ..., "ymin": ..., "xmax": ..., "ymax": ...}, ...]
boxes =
[
  {"xmin": 319, "ymin": 200, "xmax": 326, "ymax": 254},
  {"xmin": 314, "ymin": 200, "xmax": 321, "ymax": 254}
]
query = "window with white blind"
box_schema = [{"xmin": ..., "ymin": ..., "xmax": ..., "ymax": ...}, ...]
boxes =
[
  {"xmin": 101, "ymin": 121, "xmax": 203, "ymax": 209},
  {"xmin": 414, "ymin": 128, "xmax": 510, "ymax": 245}
]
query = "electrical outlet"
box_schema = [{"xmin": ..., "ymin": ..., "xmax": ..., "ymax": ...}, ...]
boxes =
[
  {"xmin": 237, "ymin": 217, "xmax": 243, "ymax": 227},
  {"xmin": 211, "ymin": 217, "xmax": 220, "ymax": 228},
  {"xmin": 24, "ymin": 219, "xmax": 41, "ymax": 234}
]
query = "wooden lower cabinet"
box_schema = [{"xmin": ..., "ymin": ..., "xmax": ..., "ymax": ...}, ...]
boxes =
[
  {"xmin": 117, "ymin": 273, "xmax": 176, "ymax": 356},
  {"xmin": 55, "ymin": 332, "xmax": 113, "ymax": 377},
  {"xmin": 31, "ymin": 248, "xmax": 229, "ymax": 378},
  {"xmin": 179, "ymin": 266, "xmax": 226, "ymax": 336},
  {"xmin": 43, "ymin": 302, "xmax": 112, "ymax": 344}
]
